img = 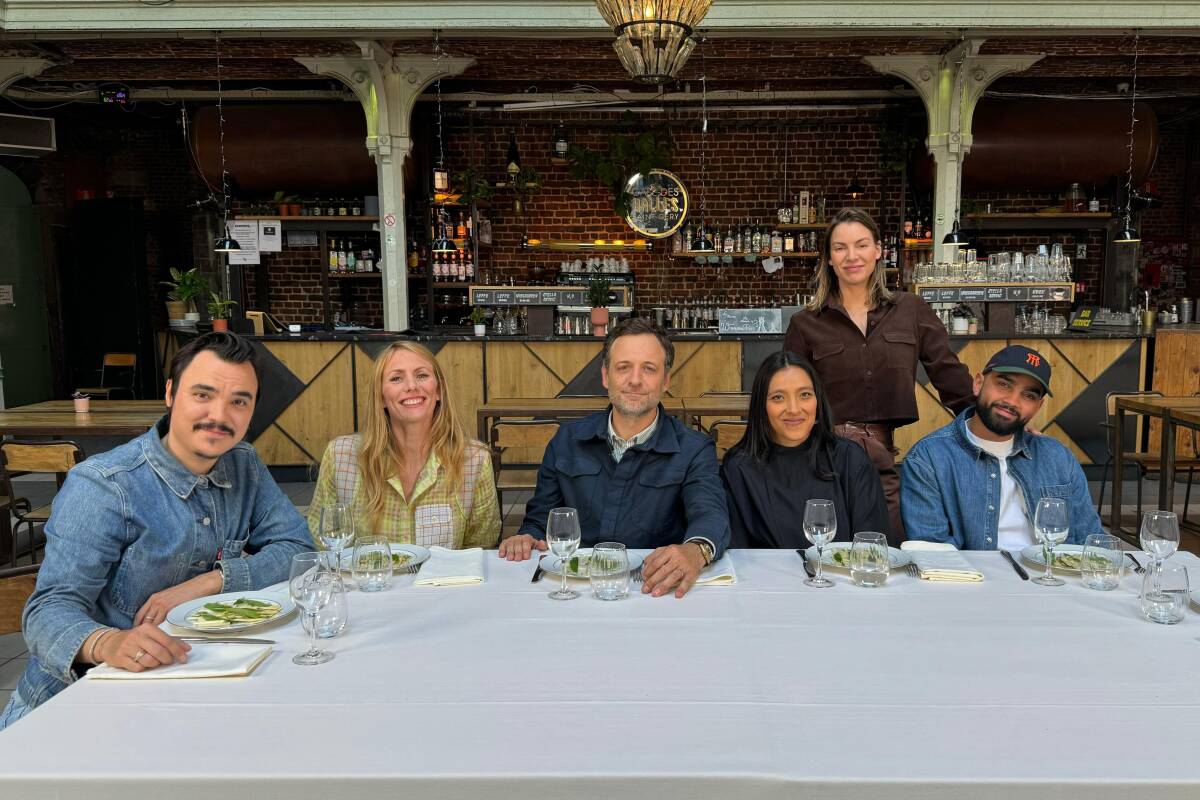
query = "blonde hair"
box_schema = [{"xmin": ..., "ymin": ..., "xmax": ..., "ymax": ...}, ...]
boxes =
[
  {"xmin": 358, "ymin": 342, "xmax": 471, "ymax": 530},
  {"xmin": 806, "ymin": 207, "xmax": 894, "ymax": 311}
]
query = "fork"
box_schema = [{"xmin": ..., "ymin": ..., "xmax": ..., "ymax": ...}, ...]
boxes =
[
  {"xmin": 906, "ymin": 563, "xmax": 920, "ymax": 579},
  {"xmin": 630, "ymin": 567, "xmax": 643, "ymax": 584},
  {"xmin": 1126, "ymin": 553, "xmax": 1146, "ymax": 574},
  {"xmin": 396, "ymin": 563, "xmax": 423, "ymax": 575}
]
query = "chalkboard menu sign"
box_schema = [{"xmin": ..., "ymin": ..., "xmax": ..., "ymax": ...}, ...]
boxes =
[
  {"xmin": 718, "ymin": 308, "xmax": 783, "ymax": 334},
  {"xmin": 914, "ymin": 283, "xmax": 1074, "ymax": 303},
  {"xmin": 469, "ymin": 286, "xmax": 630, "ymax": 307},
  {"xmin": 623, "ymin": 169, "xmax": 688, "ymax": 238}
]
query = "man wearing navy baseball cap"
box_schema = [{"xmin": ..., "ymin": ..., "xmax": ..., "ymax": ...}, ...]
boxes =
[{"xmin": 899, "ymin": 344, "xmax": 1102, "ymax": 551}]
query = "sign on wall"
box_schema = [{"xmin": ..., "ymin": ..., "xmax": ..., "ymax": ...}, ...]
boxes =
[{"xmin": 623, "ymin": 169, "xmax": 688, "ymax": 238}]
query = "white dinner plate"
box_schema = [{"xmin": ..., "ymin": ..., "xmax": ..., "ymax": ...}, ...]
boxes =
[
  {"xmin": 1190, "ymin": 590, "xmax": 1200, "ymax": 611},
  {"xmin": 804, "ymin": 543, "xmax": 909, "ymax": 570},
  {"xmin": 337, "ymin": 543, "xmax": 430, "ymax": 572},
  {"xmin": 1020, "ymin": 544, "xmax": 1088, "ymax": 573},
  {"xmin": 541, "ymin": 548, "xmax": 646, "ymax": 579},
  {"xmin": 167, "ymin": 590, "xmax": 296, "ymax": 633}
]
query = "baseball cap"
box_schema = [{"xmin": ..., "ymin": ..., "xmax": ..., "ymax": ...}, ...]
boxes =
[{"xmin": 983, "ymin": 344, "xmax": 1052, "ymax": 396}]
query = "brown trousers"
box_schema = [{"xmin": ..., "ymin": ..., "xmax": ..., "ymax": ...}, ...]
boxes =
[{"xmin": 834, "ymin": 422, "xmax": 905, "ymax": 547}]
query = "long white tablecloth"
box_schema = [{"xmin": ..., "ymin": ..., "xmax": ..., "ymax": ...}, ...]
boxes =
[{"xmin": 2, "ymin": 549, "xmax": 1200, "ymax": 799}]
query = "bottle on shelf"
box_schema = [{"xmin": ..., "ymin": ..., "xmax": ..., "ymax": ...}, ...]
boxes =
[
  {"xmin": 329, "ymin": 239, "xmax": 340, "ymax": 273},
  {"xmin": 337, "ymin": 242, "xmax": 348, "ymax": 273},
  {"xmin": 722, "ymin": 226, "xmax": 734, "ymax": 254},
  {"xmin": 346, "ymin": 240, "xmax": 357, "ymax": 272}
]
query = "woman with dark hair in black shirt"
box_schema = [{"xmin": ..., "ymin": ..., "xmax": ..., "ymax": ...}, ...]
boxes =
[{"xmin": 721, "ymin": 350, "xmax": 893, "ymax": 548}]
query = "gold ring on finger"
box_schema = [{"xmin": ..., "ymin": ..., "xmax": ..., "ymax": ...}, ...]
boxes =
[{"xmin": 133, "ymin": 648, "xmax": 146, "ymax": 664}]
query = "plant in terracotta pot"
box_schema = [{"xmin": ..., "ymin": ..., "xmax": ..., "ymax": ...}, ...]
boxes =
[
  {"xmin": 160, "ymin": 267, "xmax": 208, "ymax": 320},
  {"xmin": 586, "ymin": 272, "xmax": 612, "ymax": 337},
  {"xmin": 207, "ymin": 292, "xmax": 238, "ymax": 331},
  {"xmin": 272, "ymin": 191, "xmax": 300, "ymax": 217},
  {"xmin": 467, "ymin": 306, "xmax": 488, "ymax": 337}
]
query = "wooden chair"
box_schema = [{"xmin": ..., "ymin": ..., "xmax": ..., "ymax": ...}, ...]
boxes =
[
  {"xmin": 0, "ymin": 440, "xmax": 85, "ymax": 567},
  {"xmin": 708, "ymin": 419, "xmax": 747, "ymax": 462},
  {"xmin": 1096, "ymin": 392, "xmax": 1199, "ymax": 524},
  {"xmin": 76, "ymin": 352, "xmax": 137, "ymax": 399},
  {"xmin": 490, "ymin": 421, "xmax": 559, "ymax": 513},
  {"xmin": 0, "ymin": 564, "xmax": 38, "ymax": 635}
]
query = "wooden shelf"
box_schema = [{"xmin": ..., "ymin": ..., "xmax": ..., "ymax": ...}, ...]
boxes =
[
  {"xmin": 328, "ymin": 272, "xmax": 382, "ymax": 280},
  {"xmin": 236, "ymin": 215, "xmax": 378, "ymax": 222},
  {"xmin": 963, "ymin": 212, "xmax": 1112, "ymax": 231},
  {"xmin": 777, "ymin": 222, "xmax": 827, "ymax": 230},
  {"xmin": 433, "ymin": 282, "xmax": 472, "ymax": 289},
  {"xmin": 668, "ymin": 251, "xmax": 820, "ymax": 259},
  {"xmin": 903, "ymin": 241, "xmax": 934, "ymax": 250},
  {"xmin": 525, "ymin": 239, "xmax": 651, "ymax": 252}
]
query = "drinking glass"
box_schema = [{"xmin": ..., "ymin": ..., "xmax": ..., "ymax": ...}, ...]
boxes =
[
  {"xmin": 1141, "ymin": 562, "xmax": 1189, "ymax": 625},
  {"xmin": 289, "ymin": 553, "xmax": 335, "ymax": 665},
  {"xmin": 318, "ymin": 503, "xmax": 355, "ymax": 570},
  {"xmin": 803, "ymin": 499, "xmax": 836, "ymax": 588},
  {"xmin": 1033, "ymin": 497, "xmax": 1069, "ymax": 586},
  {"xmin": 1081, "ymin": 533, "xmax": 1124, "ymax": 591},
  {"xmin": 352, "ymin": 536, "xmax": 393, "ymax": 592},
  {"xmin": 546, "ymin": 507, "xmax": 582, "ymax": 601},
  {"xmin": 1140, "ymin": 510, "xmax": 1180, "ymax": 570},
  {"xmin": 301, "ymin": 571, "xmax": 349, "ymax": 638},
  {"xmin": 589, "ymin": 541, "xmax": 630, "ymax": 601},
  {"xmin": 850, "ymin": 532, "xmax": 889, "ymax": 588}
]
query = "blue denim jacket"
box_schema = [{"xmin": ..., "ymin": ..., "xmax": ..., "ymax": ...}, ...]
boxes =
[
  {"xmin": 518, "ymin": 407, "xmax": 731, "ymax": 555},
  {"xmin": 14, "ymin": 417, "xmax": 311, "ymax": 714},
  {"xmin": 900, "ymin": 408, "xmax": 1101, "ymax": 550}
]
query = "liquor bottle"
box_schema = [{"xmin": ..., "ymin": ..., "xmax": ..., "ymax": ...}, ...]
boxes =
[
  {"xmin": 456, "ymin": 250, "xmax": 466, "ymax": 281},
  {"xmin": 672, "ymin": 231, "xmax": 683, "ymax": 253},
  {"xmin": 456, "ymin": 212, "xmax": 467, "ymax": 239},
  {"xmin": 889, "ymin": 237, "xmax": 899, "ymax": 269},
  {"xmin": 903, "ymin": 217, "xmax": 913, "ymax": 238},
  {"xmin": 682, "ymin": 221, "xmax": 693, "ymax": 252},
  {"xmin": 783, "ymin": 230, "xmax": 795, "ymax": 253},
  {"xmin": 346, "ymin": 240, "xmax": 357, "ymax": 272},
  {"xmin": 734, "ymin": 226, "xmax": 743, "ymax": 253},
  {"xmin": 914, "ymin": 218, "xmax": 923, "ymax": 239},
  {"xmin": 408, "ymin": 240, "xmax": 419, "ymax": 271},
  {"xmin": 751, "ymin": 226, "xmax": 762, "ymax": 253},
  {"xmin": 770, "ymin": 229, "xmax": 783, "ymax": 254},
  {"xmin": 337, "ymin": 243, "xmax": 348, "ymax": 272},
  {"xmin": 329, "ymin": 239, "xmax": 339, "ymax": 272},
  {"xmin": 1087, "ymin": 186, "xmax": 1100, "ymax": 212},
  {"xmin": 465, "ymin": 250, "xmax": 475, "ymax": 281},
  {"xmin": 723, "ymin": 226, "xmax": 735, "ymax": 254}
]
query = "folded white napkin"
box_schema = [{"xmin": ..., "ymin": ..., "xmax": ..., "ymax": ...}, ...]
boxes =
[
  {"xmin": 88, "ymin": 643, "xmax": 272, "ymax": 680},
  {"xmin": 413, "ymin": 546, "xmax": 485, "ymax": 587},
  {"xmin": 695, "ymin": 553, "xmax": 737, "ymax": 585},
  {"xmin": 901, "ymin": 541, "xmax": 984, "ymax": 583}
]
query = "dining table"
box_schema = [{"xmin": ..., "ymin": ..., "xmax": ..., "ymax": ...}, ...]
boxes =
[
  {"xmin": 1, "ymin": 548, "xmax": 1198, "ymax": 799},
  {"xmin": 1110, "ymin": 395, "xmax": 1200, "ymax": 536},
  {"xmin": 0, "ymin": 400, "xmax": 164, "ymax": 438},
  {"xmin": 476, "ymin": 396, "xmax": 687, "ymax": 440}
]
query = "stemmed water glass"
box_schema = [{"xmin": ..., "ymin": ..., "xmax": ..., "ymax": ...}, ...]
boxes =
[
  {"xmin": 803, "ymin": 499, "xmax": 836, "ymax": 588},
  {"xmin": 1139, "ymin": 510, "xmax": 1180, "ymax": 590},
  {"xmin": 318, "ymin": 503, "xmax": 355, "ymax": 570},
  {"xmin": 289, "ymin": 553, "xmax": 335, "ymax": 665},
  {"xmin": 546, "ymin": 507, "xmax": 582, "ymax": 601},
  {"xmin": 1033, "ymin": 497, "xmax": 1070, "ymax": 586}
]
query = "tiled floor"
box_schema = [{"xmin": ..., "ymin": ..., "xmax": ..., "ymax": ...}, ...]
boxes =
[{"xmin": 0, "ymin": 632, "xmax": 28, "ymax": 712}]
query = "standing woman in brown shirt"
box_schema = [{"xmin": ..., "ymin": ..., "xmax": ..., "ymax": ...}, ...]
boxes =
[{"xmin": 783, "ymin": 207, "xmax": 974, "ymax": 543}]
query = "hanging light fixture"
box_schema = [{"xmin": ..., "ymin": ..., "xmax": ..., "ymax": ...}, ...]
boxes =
[
  {"xmin": 430, "ymin": 208, "xmax": 457, "ymax": 253},
  {"xmin": 1114, "ymin": 30, "xmax": 1142, "ymax": 244},
  {"xmin": 552, "ymin": 121, "xmax": 570, "ymax": 158},
  {"xmin": 690, "ymin": 46, "xmax": 714, "ymax": 253},
  {"xmin": 212, "ymin": 33, "xmax": 240, "ymax": 253},
  {"xmin": 506, "ymin": 131, "xmax": 522, "ymax": 184},
  {"xmin": 432, "ymin": 31, "xmax": 450, "ymax": 193},
  {"xmin": 846, "ymin": 175, "xmax": 865, "ymax": 201},
  {"xmin": 594, "ymin": 0, "xmax": 712, "ymax": 85},
  {"xmin": 942, "ymin": 219, "xmax": 970, "ymax": 247}
]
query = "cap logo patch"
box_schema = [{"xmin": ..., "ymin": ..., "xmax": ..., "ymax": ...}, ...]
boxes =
[{"xmin": 1025, "ymin": 353, "xmax": 1042, "ymax": 367}]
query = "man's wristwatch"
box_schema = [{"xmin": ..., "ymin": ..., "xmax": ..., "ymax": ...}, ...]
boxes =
[{"xmin": 690, "ymin": 539, "xmax": 715, "ymax": 567}]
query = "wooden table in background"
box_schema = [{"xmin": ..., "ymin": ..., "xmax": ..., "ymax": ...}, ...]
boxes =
[
  {"xmin": 476, "ymin": 397, "xmax": 687, "ymax": 441},
  {"xmin": 1111, "ymin": 395, "xmax": 1200, "ymax": 536},
  {"xmin": 0, "ymin": 400, "xmax": 164, "ymax": 438}
]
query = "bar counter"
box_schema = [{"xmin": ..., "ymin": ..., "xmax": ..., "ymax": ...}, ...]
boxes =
[{"xmin": 216, "ymin": 325, "xmax": 1166, "ymax": 470}]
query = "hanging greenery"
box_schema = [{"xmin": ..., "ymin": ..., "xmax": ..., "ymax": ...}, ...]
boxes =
[{"xmin": 566, "ymin": 113, "xmax": 675, "ymax": 218}]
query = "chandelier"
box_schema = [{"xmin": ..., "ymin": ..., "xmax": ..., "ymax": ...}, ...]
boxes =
[{"xmin": 594, "ymin": 1, "xmax": 713, "ymax": 84}]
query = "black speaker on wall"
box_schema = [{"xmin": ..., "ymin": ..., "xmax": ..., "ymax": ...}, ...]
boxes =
[{"xmin": 60, "ymin": 198, "xmax": 156, "ymax": 398}]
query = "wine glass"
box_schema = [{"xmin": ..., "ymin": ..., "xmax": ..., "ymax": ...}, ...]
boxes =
[
  {"xmin": 546, "ymin": 507, "xmax": 582, "ymax": 601},
  {"xmin": 803, "ymin": 499, "xmax": 836, "ymax": 588},
  {"xmin": 1033, "ymin": 497, "xmax": 1070, "ymax": 586},
  {"xmin": 318, "ymin": 503, "xmax": 355, "ymax": 570},
  {"xmin": 1139, "ymin": 510, "xmax": 1179, "ymax": 567},
  {"xmin": 289, "ymin": 553, "xmax": 335, "ymax": 665}
]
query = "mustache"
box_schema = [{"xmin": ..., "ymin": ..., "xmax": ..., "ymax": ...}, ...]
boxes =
[{"xmin": 194, "ymin": 422, "xmax": 235, "ymax": 436}]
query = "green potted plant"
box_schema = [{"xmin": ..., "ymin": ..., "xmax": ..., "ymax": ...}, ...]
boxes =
[
  {"xmin": 586, "ymin": 272, "xmax": 612, "ymax": 336},
  {"xmin": 467, "ymin": 306, "xmax": 488, "ymax": 337},
  {"xmin": 160, "ymin": 267, "xmax": 208, "ymax": 321},
  {"xmin": 567, "ymin": 114, "xmax": 675, "ymax": 217},
  {"xmin": 452, "ymin": 166, "xmax": 495, "ymax": 206},
  {"xmin": 272, "ymin": 191, "xmax": 300, "ymax": 217},
  {"xmin": 512, "ymin": 166, "xmax": 541, "ymax": 213},
  {"xmin": 207, "ymin": 291, "xmax": 238, "ymax": 331}
]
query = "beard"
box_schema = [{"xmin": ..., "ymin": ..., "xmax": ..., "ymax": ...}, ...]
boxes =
[
  {"xmin": 975, "ymin": 398, "xmax": 1028, "ymax": 437},
  {"xmin": 611, "ymin": 390, "xmax": 657, "ymax": 418}
]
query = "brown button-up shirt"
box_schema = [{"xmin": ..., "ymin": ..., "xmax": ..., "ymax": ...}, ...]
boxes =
[{"xmin": 783, "ymin": 292, "xmax": 975, "ymax": 428}]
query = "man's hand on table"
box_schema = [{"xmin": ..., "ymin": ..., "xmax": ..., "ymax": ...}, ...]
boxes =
[
  {"xmin": 133, "ymin": 569, "xmax": 223, "ymax": 627},
  {"xmin": 97, "ymin": 624, "xmax": 191, "ymax": 672},
  {"xmin": 641, "ymin": 542, "xmax": 706, "ymax": 598},
  {"xmin": 497, "ymin": 534, "xmax": 548, "ymax": 562}
]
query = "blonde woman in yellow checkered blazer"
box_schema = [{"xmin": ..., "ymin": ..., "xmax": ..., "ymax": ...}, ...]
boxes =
[{"xmin": 307, "ymin": 342, "xmax": 500, "ymax": 549}]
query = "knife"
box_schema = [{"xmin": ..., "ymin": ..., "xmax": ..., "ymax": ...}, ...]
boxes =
[
  {"xmin": 531, "ymin": 555, "xmax": 547, "ymax": 583},
  {"xmin": 1000, "ymin": 550, "xmax": 1029, "ymax": 581},
  {"xmin": 796, "ymin": 549, "xmax": 816, "ymax": 579},
  {"xmin": 178, "ymin": 637, "xmax": 276, "ymax": 645}
]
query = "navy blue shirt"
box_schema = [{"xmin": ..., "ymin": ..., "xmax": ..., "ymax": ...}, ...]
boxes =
[{"xmin": 518, "ymin": 407, "xmax": 731, "ymax": 556}]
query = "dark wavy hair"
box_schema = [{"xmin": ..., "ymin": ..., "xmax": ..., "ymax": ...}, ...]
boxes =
[
  {"xmin": 169, "ymin": 331, "xmax": 261, "ymax": 400},
  {"xmin": 727, "ymin": 350, "xmax": 838, "ymax": 480}
]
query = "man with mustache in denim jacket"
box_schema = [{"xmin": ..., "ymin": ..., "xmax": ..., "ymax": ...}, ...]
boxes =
[{"xmin": 1, "ymin": 332, "xmax": 311, "ymax": 729}]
